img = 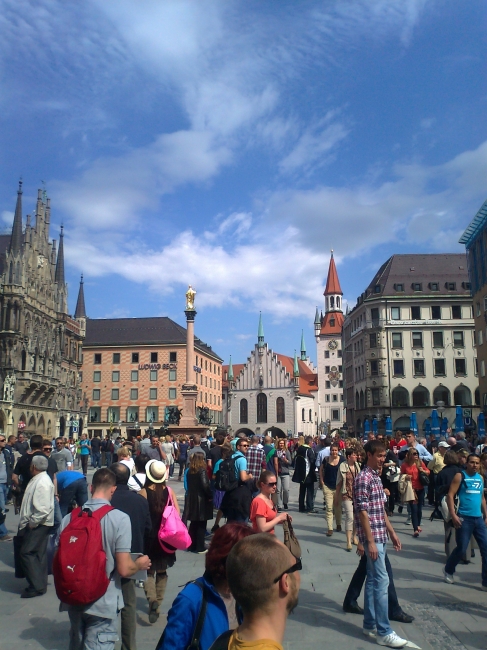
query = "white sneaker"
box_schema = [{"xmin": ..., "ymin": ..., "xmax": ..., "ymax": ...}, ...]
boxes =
[
  {"xmin": 443, "ymin": 569, "xmax": 454, "ymax": 584},
  {"xmin": 377, "ymin": 631, "xmax": 408, "ymax": 647},
  {"xmin": 363, "ymin": 628, "xmax": 377, "ymax": 637},
  {"xmin": 405, "ymin": 517, "xmax": 411, "ymax": 525}
]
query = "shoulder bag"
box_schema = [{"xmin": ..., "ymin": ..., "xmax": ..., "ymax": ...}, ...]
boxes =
[
  {"xmin": 158, "ymin": 488, "xmax": 192, "ymax": 552},
  {"xmin": 282, "ymin": 515, "xmax": 301, "ymax": 559}
]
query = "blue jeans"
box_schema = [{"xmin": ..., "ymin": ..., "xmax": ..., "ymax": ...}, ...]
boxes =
[
  {"xmin": 410, "ymin": 487, "xmax": 425, "ymax": 531},
  {"xmin": 445, "ymin": 516, "xmax": 487, "ymax": 586},
  {"xmin": 105, "ymin": 452, "xmax": 112, "ymax": 467},
  {"xmin": 91, "ymin": 451, "xmax": 101, "ymax": 468},
  {"xmin": 364, "ymin": 541, "xmax": 392, "ymax": 637},
  {"xmin": 0, "ymin": 483, "xmax": 9, "ymax": 536}
]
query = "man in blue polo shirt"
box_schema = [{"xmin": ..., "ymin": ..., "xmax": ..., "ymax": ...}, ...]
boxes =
[{"xmin": 444, "ymin": 454, "xmax": 487, "ymax": 589}]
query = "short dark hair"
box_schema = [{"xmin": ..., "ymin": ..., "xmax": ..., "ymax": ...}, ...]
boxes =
[
  {"xmin": 226, "ymin": 534, "xmax": 291, "ymax": 614},
  {"xmin": 30, "ymin": 434, "xmax": 43, "ymax": 450},
  {"xmin": 257, "ymin": 470, "xmax": 275, "ymax": 487},
  {"xmin": 192, "ymin": 434, "xmax": 201, "ymax": 446},
  {"xmin": 92, "ymin": 468, "xmax": 116, "ymax": 491},
  {"xmin": 330, "ymin": 442, "xmax": 339, "ymax": 450},
  {"xmin": 364, "ymin": 440, "xmax": 386, "ymax": 456},
  {"xmin": 206, "ymin": 524, "xmax": 255, "ymax": 583},
  {"xmin": 109, "ymin": 462, "xmax": 130, "ymax": 485},
  {"xmin": 345, "ymin": 447, "xmax": 357, "ymax": 458},
  {"xmin": 215, "ymin": 434, "xmax": 225, "ymax": 446},
  {"xmin": 443, "ymin": 450, "xmax": 459, "ymax": 466},
  {"xmin": 467, "ymin": 454, "xmax": 479, "ymax": 463},
  {"xmin": 134, "ymin": 454, "xmax": 150, "ymax": 473}
]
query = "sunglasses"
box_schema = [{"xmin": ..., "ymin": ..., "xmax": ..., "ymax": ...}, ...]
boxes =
[
  {"xmin": 238, "ymin": 444, "xmax": 249, "ymax": 448},
  {"xmin": 273, "ymin": 557, "xmax": 302, "ymax": 583},
  {"xmin": 411, "ymin": 453, "xmax": 419, "ymax": 456},
  {"xmin": 266, "ymin": 482, "xmax": 277, "ymax": 487}
]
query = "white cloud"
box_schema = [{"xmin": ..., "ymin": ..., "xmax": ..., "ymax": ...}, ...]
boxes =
[{"xmin": 1, "ymin": 210, "xmax": 13, "ymax": 226}]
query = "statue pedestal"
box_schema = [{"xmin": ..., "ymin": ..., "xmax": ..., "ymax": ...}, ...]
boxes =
[{"xmin": 179, "ymin": 384, "xmax": 198, "ymax": 428}]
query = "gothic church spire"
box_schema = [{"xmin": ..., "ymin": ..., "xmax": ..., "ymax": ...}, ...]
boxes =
[
  {"xmin": 55, "ymin": 225, "xmax": 65, "ymax": 284},
  {"xmin": 74, "ymin": 274, "xmax": 86, "ymax": 318},
  {"xmin": 9, "ymin": 180, "xmax": 23, "ymax": 254}
]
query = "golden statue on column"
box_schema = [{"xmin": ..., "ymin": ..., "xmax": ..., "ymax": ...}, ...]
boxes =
[{"xmin": 185, "ymin": 285, "xmax": 196, "ymax": 310}]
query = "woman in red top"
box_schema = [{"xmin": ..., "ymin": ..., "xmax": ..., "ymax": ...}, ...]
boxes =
[
  {"xmin": 400, "ymin": 449, "xmax": 430, "ymax": 537},
  {"xmin": 250, "ymin": 470, "xmax": 289, "ymax": 533}
]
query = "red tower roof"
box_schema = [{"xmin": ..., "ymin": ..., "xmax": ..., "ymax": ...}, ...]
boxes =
[{"xmin": 324, "ymin": 251, "xmax": 342, "ymax": 296}]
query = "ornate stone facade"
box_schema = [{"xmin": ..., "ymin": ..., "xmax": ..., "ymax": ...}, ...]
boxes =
[{"xmin": 0, "ymin": 182, "xmax": 85, "ymax": 437}]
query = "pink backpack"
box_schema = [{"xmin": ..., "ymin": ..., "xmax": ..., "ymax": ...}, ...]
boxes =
[{"xmin": 158, "ymin": 489, "xmax": 191, "ymax": 553}]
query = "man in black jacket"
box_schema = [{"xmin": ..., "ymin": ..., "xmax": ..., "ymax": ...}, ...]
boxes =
[{"xmin": 110, "ymin": 463, "xmax": 151, "ymax": 650}]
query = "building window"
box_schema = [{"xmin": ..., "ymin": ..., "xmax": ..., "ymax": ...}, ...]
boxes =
[
  {"xmin": 94, "ymin": 353, "xmax": 102, "ymax": 365},
  {"xmin": 146, "ymin": 407, "xmax": 158, "ymax": 422},
  {"xmin": 150, "ymin": 387, "xmax": 158, "ymax": 400},
  {"xmin": 169, "ymin": 369, "xmax": 177, "ymax": 381},
  {"xmin": 392, "ymin": 332, "xmax": 403, "ymax": 348},
  {"xmin": 113, "ymin": 353, "xmax": 120, "ymax": 364},
  {"xmin": 432, "ymin": 331, "xmax": 444, "ymax": 348},
  {"xmin": 108, "ymin": 407, "xmax": 120, "ymax": 423},
  {"xmin": 131, "ymin": 370, "xmax": 138, "ymax": 382},
  {"xmin": 150, "ymin": 370, "xmax": 158, "ymax": 381},
  {"xmin": 369, "ymin": 333, "xmax": 377, "ymax": 348},
  {"xmin": 309, "ymin": 409, "xmax": 312, "ymax": 422},
  {"xmin": 93, "ymin": 371, "xmax": 101, "ymax": 382},
  {"xmin": 325, "ymin": 350, "xmax": 330, "ymax": 358},
  {"xmin": 332, "ymin": 409, "xmax": 340, "ymax": 420},
  {"xmin": 431, "ymin": 306, "xmax": 441, "ymax": 319},
  {"xmin": 127, "ymin": 407, "xmax": 138, "ymax": 422},
  {"xmin": 130, "ymin": 388, "xmax": 138, "ymax": 400},
  {"xmin": 301, "ymin": 408, "xmax": 305, "ymax": 422},
  {"xmin": 429, "ymin": 282, "xmax": 439, "ymax": 291},
  {"xmin": 332, "ymin": 394, "xmax": 338, "ymax": 402},
  {"xmin": 391, "ymin": 307, "xmax": 401, "ymax": 320},
  {"xmin": 150, "ymin": 352, "xmax": 158, "ymax": 363},
  {"xmin": 371, "ymin": 308, "xmax": 379, "ymax": 323},
  {"xmin": 325, "ymin": 381, "xmax": 331, "ymax": 389},
  {"xmin": 167, "ymin": 388, "xmax": 176, "ymax": 400},
  {"xmin": 413, "ymin": 359, "xmax": 425, "ymax": 376},
  {"xmin": 394, "ymin": 283, "xmax": 404, "ymax": 292},
  {"xmin": 132, "ymin": 353, "xmax": 139, "ymax": 363},
  {"xmin": 481, "ymin": 360, "xmax": 486, "ymax": 377},
  {"xmin": 455, "ymin": 358, "xmax": 466, "ymax": 376},
  {"xmin": 412, "ymin": 283, "xmax": 422, "ymax": 291},
  {"xmin": 479, "ymin": 330, "xmax": 484, "ymax": 346},
  {"xmin": 452, "ymin": 305, "xmax": 462, "ymax": 319},
  {"xmin": 477, "ymin": 302, "xmax": 481, "ymax": 317},
  {"xmin": 412, "ymin": 331, "xmax": 423, "ymax": 348},
  {"xmin": 168, "ymin": 351, "xmax": 177, "ymax": 363},
  {"xmin": 411, "ymin": 306, "xmax": 421, "ymax": 320},
  {"xmin": 393, "ymin": 360, "xmax": 404, "ymax": 377},
  {"xmin": 392, "ymin": 387, "xmax": 409, "ymax": 408},
  {"xmin": 372, "ymin": 388, "xmax": 380, "ymax": 406},
  {"xmin": 325, "ymin": 394, "xmax": 330, "ymax": 402},
  {"xmin": 434, "ymin": 359, "xmax": 446, "ymax": 376},
  {"xmin": 93, "ymin": 389, "xmax": 100, "ymax": 400},
  {"xmin": 257, "ymin": 393, "xmax": 267, "ymax": 423},
  {"xmin": 111, "ymin": 389, "xmax": 119, "ymax": 400},
  {"xmin": 112, "ymin": 371, "xmax": 120, "ymax": 382},
  {"xmin": 276, "ymin": 397, "xmax": 285, "ymax": 422},
  {"xmin": 89, "ymin": 407, "xmax": 101, "ymax": 422},
  {"xmin": 374, "ymin": 284, "xmax": 381, "ymax": 293},
  {"xmin": 338, "ymin": 350, "xmax": 342, "ymax": 358},
  {"xmin": 325, "ymin": 365, "xmax": 330, "ymax": 373},
  {"xmin": 240, "ymin": 399, "xmax": 248, "ymax": 424},
  {"xmin": 453, "ymin": 331, "xmax": 464, "ymax": 347},
  {"xmin": 370, "ymin": 360, "xmax": 378, "ymax": 376},
  {"xmin": 446, "ymin": 282, "xmax": 456, "ymax": 291}
]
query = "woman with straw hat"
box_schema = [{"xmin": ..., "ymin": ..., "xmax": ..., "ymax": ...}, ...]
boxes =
[{"xmin": 139, "ymin": 459, "xmax": 179, "ymax": 623}]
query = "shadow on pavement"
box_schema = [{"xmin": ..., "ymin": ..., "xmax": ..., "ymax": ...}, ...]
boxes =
[{"xmin": 19, "ymin": 616, "xmax": 70, "ymax": 649}]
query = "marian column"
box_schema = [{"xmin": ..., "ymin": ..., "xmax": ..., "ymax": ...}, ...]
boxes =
[{"xmin": 179, "ymin": 285, "xmax": 198, "ymax": 427}]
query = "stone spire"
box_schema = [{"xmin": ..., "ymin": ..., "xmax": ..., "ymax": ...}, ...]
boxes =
[
  {"xmin": 74, "ymin": 274, "xmax": 86, "ymax": 318},
  {"xmin": 300, "ymin": 330, "xmax": 307, "ymax": 361},
  {"xmin": 324, "ymin": 249, "xmax": 343, "ymax": 313},
  {"xmin": 293, "ymin": 350, "xmax": 300, "ymax": 378},
  {"xmin": 9, "ymin": 180, "xmax": 23, "ymax": 254},
  {"xmin": 258, "ymin": 312, "xmax": 265, "ymax": 349},
  {"xmin": 55, "ymin": 226, "xmax": 65, "ymax": 284},
  {"xmin": 228, "ymin": 356, "xmax": 234, "ymax": 382}
]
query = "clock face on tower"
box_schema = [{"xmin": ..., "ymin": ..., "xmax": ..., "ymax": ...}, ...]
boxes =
[{"xmin": 328, "ymin": 339, "xmax": 338, "ymax": 350}]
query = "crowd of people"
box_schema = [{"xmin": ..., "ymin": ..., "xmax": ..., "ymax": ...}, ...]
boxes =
[{"xmin": 0, "ymin": 425, "xmax": 486, "ymax": 650}]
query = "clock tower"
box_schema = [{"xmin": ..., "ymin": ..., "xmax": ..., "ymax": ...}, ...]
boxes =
[{"xmin": 315, "ymin": 250, "xmax": 345, "ymax": 434}]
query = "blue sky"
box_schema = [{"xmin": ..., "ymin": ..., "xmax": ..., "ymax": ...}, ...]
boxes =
[{"xmin": 1, "ymin": 0, "xmax": 486, "ymax": 366}]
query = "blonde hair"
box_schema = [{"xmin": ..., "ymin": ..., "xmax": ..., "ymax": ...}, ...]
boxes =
[{"xmin": 117, "ymin": 446, "xmax": 131, "ymax": 460}]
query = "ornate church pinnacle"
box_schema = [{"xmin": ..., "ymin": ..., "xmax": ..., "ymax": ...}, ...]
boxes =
[
  {"xmin": 324, "ymin": 248, "xmax": 343, "ymax": 296},
  {"xmin": 228, "ymin": 356, "xmax": 234, "ymax": 382},
  {"xmin": 9, "ymin": 179, "xmax": 23, "ymax": 254},
  {"xmin": 55, "ymin": 225, "xmax": 65, "ymax": 284},
  {"xmin": 293, "ymin": 350, "xmax": 300, "ymax": 378},
  {"xmin": 300, "ymin": 330, "xmax": 307, "ymax": 361},
  {"xmin": 75, "ymin": 274, "xmax": 87, "ymax": 319},
  {"xmin": 258, "ymin": 312, "xmax": 265, "ymax": 348}
]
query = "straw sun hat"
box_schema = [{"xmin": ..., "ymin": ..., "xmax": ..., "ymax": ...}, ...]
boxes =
[{"xmin": 146, "ymin": 459, "xmax": 167, "ymax": 483}]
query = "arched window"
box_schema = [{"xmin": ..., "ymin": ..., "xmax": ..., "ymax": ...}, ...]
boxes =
[
  {"xmin": 454, "ymin": 385, "xmax": 472, "ymax": 406},
  {"xmin": 257, "ymin": 393, "xmax": 267, "ymax": 423},
  {"xmin": 8, "ymin": 262, "xmax": 13, "ymax": 284},
  {"xmin": 276, "ymin": 397, "xmax": 285, "ymax": 423},
  {"xmin": 330, "ymin": 296, "xmax": 335, "ymax": 308},
  {"xmin": 336, "ymin": 297, "xmax": 340, "ymax": 309},
  {"xmin": 239, "ymin": 399, "xmax": 248, "ymax": 424},
  {"xmin": 309, "ymin": 409, "xmax": 312, "ymax": 422},
  {"xmin": 392, "ymin": 387, "xmax": 409, "ymax": 408},
  {"xmin": 355, "ymin": 391, "xmax": 360, "ymax": 410},
  {"xmin": 433, "ymin": 386, "xmax": 450, "ymax": 406},
  {"xmin": 475, "ymin": 388, "xmax": 480, "ymax": 406},
  {"xmin": 412, "ymin": 386, "xmax": 429, "ymax": 408},
  {"xmin": 359, "ymin": 390, "xmax": 365, "ymax": 410},
  {"xmin": 301, "ymin": 408, "xmax": 305, "ymax": 422},
  {"xmin": 21, "ymin": 349, "xmax": 26, "ymax": 370}
]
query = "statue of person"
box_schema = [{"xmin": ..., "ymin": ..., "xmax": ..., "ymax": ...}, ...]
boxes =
[
  {"xmin": 8, "ymin": 372, "xmax": 16, "ymax": 401},
  {"xmin": 3, "ymin": 375, "xmax": 10, "ymax": 402},
  {"xmin": 185, "ymin": 285, "xmax": 196, "ymax": 310}
]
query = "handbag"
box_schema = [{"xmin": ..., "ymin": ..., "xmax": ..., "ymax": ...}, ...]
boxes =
[
  {"xmin": 419, "ymin": 470, "xmax": 429, "ymax": 487},
  {"xmin": 282, "ymin": 515, "xmax": 301, "ymax": 559},
  {"xmin": 158, "ymin": 488, "xmax": 192, "ymax": 553},
  {"xmin": 385, "ymin": 466, "xmax": 400, "ymax": 483}
]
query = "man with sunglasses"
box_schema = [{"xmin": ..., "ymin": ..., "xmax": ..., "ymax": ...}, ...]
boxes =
[
  {"xmin": 0, "ymin": 434, "xmax": 15, "ymax": 541},
  {"xmin": 50, "ymin": 437, "xmax": 74, "ymax": 472},
  {"xmin": 212, "ymin": 533, "xmax": 300, "ymax": 650},
  {"xmin": 398, "ymin": 432, "xmax": 432, "ymax": 463},
  {"xmin": 220, "ymin": 438, "xmax": 253, "ymax": 524}
]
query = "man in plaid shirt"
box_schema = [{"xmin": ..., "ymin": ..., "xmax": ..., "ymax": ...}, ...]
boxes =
[
  {"xmin": 246, "ymin": 436, "xmax": 265, "ymax": 479},
  {"xmin": 353, "ymin": 440, "xmax": 407, "ymax": 648}
]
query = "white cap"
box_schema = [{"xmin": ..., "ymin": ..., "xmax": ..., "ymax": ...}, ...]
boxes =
[{"xmin": 438, "ymin": 441, "xmax": 450, "ymax": 449}]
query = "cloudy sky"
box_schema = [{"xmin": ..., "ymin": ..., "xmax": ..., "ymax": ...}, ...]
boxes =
[{"xmin": 1, "ymin": 0, "xmax": 486, "ymax": 365}]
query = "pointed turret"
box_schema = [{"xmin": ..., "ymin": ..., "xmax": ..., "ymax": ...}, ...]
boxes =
[
  {"xmin": 258, "ymin": 312, "xmax": 265, "ymax": 349},
  {"xmin": 228, "ymin": 356, "xmax": 234, "ymax": 382},
  {"xmin": 293, "ymin": 350, "xmax": 299, "ymax": 378},
  {"xmin": 324, "ymin": 249, "xmax": 343, "ymax": 313},
  {"xmin": 9, "ymin": 180, "xmax": 23, "ymax": 254},
  {"xmin": 75, "ymin": 275, "xmax": 86, "ymax": 318},
  {"xmin": 55, "ymin": 226, "xmax": 65, "ymax": 284},
  {"xmin": 300, "ymin": 330, "xmax": 307, "ymax": 361}
]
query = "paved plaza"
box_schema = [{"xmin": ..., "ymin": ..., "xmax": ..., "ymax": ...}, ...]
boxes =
[{"xmin": 1, "ymin": 471, "xmax": 486, "ymax": 650}]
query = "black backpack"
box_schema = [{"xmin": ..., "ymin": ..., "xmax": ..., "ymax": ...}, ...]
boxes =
[{"xmin": 214, "ymin": 457, "xmax": 239, "ymax": 492}]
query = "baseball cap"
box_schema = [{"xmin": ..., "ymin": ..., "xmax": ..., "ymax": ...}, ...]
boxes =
[{"xmin": 438, "ymin": 441, "xmax": 450, "ymax": 449}]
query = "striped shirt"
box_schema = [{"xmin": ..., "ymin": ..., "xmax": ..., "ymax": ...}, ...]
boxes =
[
  {"xmin": 353, "ymin": 465, "xmax": 388, "ymax": 544},
  {"xmin": 246, "ymin": 445, "xmax": 265, "ymax": 478}
]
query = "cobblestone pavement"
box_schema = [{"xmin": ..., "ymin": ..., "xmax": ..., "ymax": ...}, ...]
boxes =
[{"xmin": 0, "ymin": 467, "xmax": 486, "ymax": 650}]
